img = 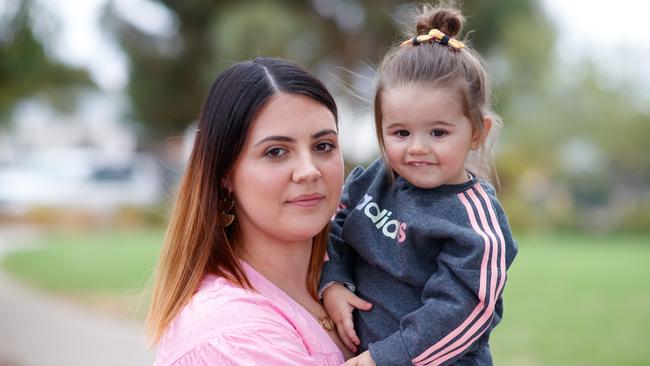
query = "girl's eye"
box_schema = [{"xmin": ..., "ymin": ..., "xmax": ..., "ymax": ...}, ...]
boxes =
[
  {"xmin": 397, "ymin": 130, "xmax": 410, "ymax": 137},
  {"xmin": 432, "ymin": 129, "xmax": 448, "ymax": 137},
  {"xmin": 265, "ymin": 147, "xmax": 287, "ymax": 158},
  {"xmin": 315, "ymin": 142, "xmax": 336, "ymax": 152}
]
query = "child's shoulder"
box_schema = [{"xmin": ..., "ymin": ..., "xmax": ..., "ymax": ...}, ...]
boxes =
[
  {"xmin": 465, "ymin": 178, "xmax": 508, "ymax": 217},
  {"xmin": 450, "ymin": 177, "xmax": 502, "ymax": 210},
  {"xmin": 477, "ymin": 178, "xmax": 497, "ymax": 197}
]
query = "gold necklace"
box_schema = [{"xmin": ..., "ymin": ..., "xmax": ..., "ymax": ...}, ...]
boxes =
[
  {"xmin": 288, "ymin": 295, "xmax": 335, "ymax": 332},
  {"xmin": 316, "ymin": 314, "xmax": 335, "ymax": 331},
  {"xmin": 243, "ymin": 260, "xmax": 335, "ymax": 331}
]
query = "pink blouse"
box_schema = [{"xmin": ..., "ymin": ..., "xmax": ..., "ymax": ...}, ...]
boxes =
[{"xmin": 154, "ymin": 262, "xmax": 344, "ymax": 365}]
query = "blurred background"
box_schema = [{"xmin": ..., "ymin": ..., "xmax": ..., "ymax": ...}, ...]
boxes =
[{"xmin": 0, "ymin": 0, "xmax": 648, "ymax": 365}]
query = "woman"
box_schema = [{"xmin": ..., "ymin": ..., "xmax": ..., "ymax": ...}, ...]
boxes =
[{"xmin": 147, "ymin": 57, "xmax": 351, "ymax": 365}]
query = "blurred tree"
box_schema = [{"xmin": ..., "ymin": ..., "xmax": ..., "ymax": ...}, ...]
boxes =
[
  {"xmin": 101, "ymin": 0, "xmax": 549, "ymax": 139},
  {"xmin": 0, "ymin": 0, "xmax": 93, "ymax": 127},
  {"xmin": 102, "ymin": 0, "xmax": 402, "ymax": 138},
  {"xmin": 0, "ymin": 0, "xmax": 552, "ymax": 135}
]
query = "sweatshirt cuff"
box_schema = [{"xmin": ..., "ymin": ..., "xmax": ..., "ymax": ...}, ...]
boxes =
[
  {"xmin": 368, "ymin": 331, "xmax": 412, "ymax": 366},
  {"xmin": 317, "ymin": 281, "xmax": 356, "ymax": 299},
  {"xmin": 319, "ymin": 261, "xmax": 355, "ymax": 292}
]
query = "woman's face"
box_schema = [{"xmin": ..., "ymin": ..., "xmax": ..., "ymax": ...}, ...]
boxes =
[{"xmin": 225, "ymin": 93, "xmax": 344, "ymax": 243}]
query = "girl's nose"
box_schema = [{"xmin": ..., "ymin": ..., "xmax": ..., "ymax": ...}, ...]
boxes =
[{"xmin": 407, "ymin": 136, "xmax": 431, "ymax": 155}]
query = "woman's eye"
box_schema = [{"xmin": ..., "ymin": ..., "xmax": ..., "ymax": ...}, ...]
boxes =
[
  {"xmin": 265, "ymin": 147, "xmax": 287, "ymax": 157},
  {"xmin": 397, "ymin": 130, "xmax": 410, "ymax": 137},
  {"xmin": 432, "ymin": 129, "xmax": 448, "ymax": 137},
  {"xmin": 315, "ymin": 142, "xmax": 336, "ymax": 152}
]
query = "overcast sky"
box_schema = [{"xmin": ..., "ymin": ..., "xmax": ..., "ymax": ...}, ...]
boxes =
[{"xmin": 543, "ymin": 0, "xmax": 650, "ymax": 85}]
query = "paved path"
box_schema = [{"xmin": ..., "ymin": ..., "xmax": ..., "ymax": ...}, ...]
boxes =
[{"xmin": 0, "ymin": 226, "xmax": 155, "ymax": 366}]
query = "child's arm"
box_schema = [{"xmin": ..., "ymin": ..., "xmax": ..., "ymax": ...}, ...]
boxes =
[
  {"xmin": 319, "ymin": 166, "xmax": 367, "ymax": 292},
  {"xmin": 322, "ymin": 283, "xmax": 372, "ymax": 353},
  {"xmin": 318, "ymin": 165, "xmax": 375, "ymax": 352},
  {"xmin": 368, "ymin": 187, "xmax": 517, "ymax": 366},
  {"xmin": 318, "ymin": 202, "xmax": 357, "ymax": 293}
]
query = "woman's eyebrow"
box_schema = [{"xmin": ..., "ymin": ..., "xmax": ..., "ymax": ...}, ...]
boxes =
[
  {"xmin": 254, "ymin": 135, "xmax": 295, "ymax": 147},
  {"xmin": 254, "ymin": 129, "xmax": 337, "ymax": 147},
  {"xmin": 312, "ymin": 129, "xmax": 337, "ymax": 139}
]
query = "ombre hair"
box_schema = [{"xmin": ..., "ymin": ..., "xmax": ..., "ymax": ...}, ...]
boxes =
[
  {"xmin": 375, "ymin": 3, "xmax": 502, "ymax": 184},
  {"xmin": 146, "ymin": 57, "xmax": 338, "ymax": 343}
]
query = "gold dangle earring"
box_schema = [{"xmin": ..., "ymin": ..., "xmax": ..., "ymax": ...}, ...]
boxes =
[{"xmin": 217, "ymin": 188, "xmax": 235, "ymax": 227}]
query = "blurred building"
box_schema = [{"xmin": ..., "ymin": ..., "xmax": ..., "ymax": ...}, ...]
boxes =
[{"xmin": 0, "ymin": 94, "xmax": 162, "ymax": 214}]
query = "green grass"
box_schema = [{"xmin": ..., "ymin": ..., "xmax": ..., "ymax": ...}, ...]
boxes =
[
  {"xmin": 2, "ymin": 229, "xmax": 164, "ymax": 295},
  {"xmin": 2, "ymin": 230, "xmax": 650, "ymax": 364},
  {"xmin": 491, "ymin": 234, "xmax": 650, "ymax": 366}
]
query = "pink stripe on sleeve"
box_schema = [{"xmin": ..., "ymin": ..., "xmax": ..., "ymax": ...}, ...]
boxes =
[
  {"xmin": 422, "ymin": 188, "xmax": 504, "ymax": 365},
  {"xmin": 412, "ymin": 192, "xmax": 492, "ymax": 365},
  {"xmin": 476, "ymin": 184, "xmax": 507, "ymax": 297}
]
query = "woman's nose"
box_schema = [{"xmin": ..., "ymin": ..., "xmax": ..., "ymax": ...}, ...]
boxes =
[{"xmin": 291, "ymin": 156, "xmax": 322, "ymax": 183}]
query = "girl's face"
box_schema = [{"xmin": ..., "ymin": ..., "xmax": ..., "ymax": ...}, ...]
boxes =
[
  {"xmin": 381, "ymin": 84, "xmax": 484, "ymax": 189},
  {"xmin": 225, "ymin": 93, "xmax": 344, "ymax": 244}
]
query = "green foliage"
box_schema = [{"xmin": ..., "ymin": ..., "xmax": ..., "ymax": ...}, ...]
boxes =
[
  {"xmin": 101, "ymin": 0, "xmax": 221, "ymax": 137},
  {"xmin": 497, "ymin": 59, "xmax": 650, "ymax": 233},
  {"xmin": 463, "ymin": 0, "xmax": 542, "ymax": 52},
  {"xmin": 0, "ymin": 0, "xmax": 93, "ymax": 126},
  {"xmin": 99, "ymin": 0, "xmax": 554, "ymax": 139},
  {"xmin": 616, "ymin": 200, "xmax": 650, "ymax": 234},
  {"xmin": 209, "ymin": 1, "xmax": 306, "ymax": 66},
  {"xmin": 102, "ymin": 0, "xmax": 403, "ymax": 137}
]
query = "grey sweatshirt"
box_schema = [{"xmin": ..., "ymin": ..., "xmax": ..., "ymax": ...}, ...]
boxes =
[{"xmin": 320, "ymin": 158, "xmax": 517, "ymax": 366}]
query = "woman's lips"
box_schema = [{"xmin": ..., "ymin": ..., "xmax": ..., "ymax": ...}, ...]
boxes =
[{"xmin": 287, "ymin": 193, "xmax": 324, "ymax": 207}]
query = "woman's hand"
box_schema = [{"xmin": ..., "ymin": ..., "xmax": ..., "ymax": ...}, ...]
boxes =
[
  {"xmin": 342, "ymin": 350, "xmax": 376, "ymax": 366},
  {"xmin": 322, "ymin": 283, "xmax": 372, "ymax": 353}
]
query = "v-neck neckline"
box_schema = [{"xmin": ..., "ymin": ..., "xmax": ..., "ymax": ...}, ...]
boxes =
[{"xmin": 240, "ymin": 260, "xmax": 340, "ymax": 354}]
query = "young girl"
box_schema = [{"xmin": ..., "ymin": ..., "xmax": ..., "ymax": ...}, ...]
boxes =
[{"xmin": 320, "ymin": 4, "xmax": 518, "ymax": 366}]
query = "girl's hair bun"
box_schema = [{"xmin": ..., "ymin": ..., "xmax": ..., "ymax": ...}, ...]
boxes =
[{"xmin": 415, "ymin": 6, "xmax": 465, "ymax": 37}]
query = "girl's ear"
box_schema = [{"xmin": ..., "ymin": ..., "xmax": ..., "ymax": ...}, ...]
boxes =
[{"xmin": 471, "ymin": 117, "xmax": 492, "ymax": 150}]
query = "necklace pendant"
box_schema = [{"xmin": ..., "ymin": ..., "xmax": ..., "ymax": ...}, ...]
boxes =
[{"xmin": 318, "ymin": 316, "xmax": 335, "ymax": 331}]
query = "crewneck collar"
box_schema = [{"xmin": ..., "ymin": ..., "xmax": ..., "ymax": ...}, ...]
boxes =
[{"xmin": 393, "ymin": 171, "xmax": 478, "ymax": 195}]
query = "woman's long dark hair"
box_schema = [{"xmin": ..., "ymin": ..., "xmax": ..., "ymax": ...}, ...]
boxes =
[{"xmin": 147, "ymin": 57, "xmax": 337, "ymax": 343}]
